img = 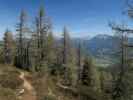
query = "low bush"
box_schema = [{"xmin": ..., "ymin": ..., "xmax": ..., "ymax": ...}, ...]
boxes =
[
  {"xmin": 43, "ymin": 95, "xmax": 57, "ymax": 100},
  {"xmin": 77, "ymin": 85, "xmax": 104, "ymax": 100}
]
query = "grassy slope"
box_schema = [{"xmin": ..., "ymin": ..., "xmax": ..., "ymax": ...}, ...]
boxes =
[
  {"xmin": 26, "ymin": 72, "xmax": 77, "ymax": 100},
  {"xmin": 0, "ymin": 64, "xmax": 77, "ymax": 100},
  {"xmin": 0, "ymin": 64, "xmax": 23, "ymax": 100}
]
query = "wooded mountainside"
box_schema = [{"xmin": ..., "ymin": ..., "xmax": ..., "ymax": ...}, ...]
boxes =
[{"xmin": 1, "ymin": 1, "xmax": 133, "ymax": 100}]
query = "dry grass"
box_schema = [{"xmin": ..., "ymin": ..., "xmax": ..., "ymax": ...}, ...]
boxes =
[
  {"xmin": 29, "ymin": 72, "xmax": 77, "ymax": 100},
  {"xmin": 0, "ymin": 64, "xmax": 23, "ymax": 90},
  {"xmin": 32, "ymin": 73, "xmax": 49, "ymax": 100},
  {"xmin": 0, "ymin": 74, "xmax": 23, "ymax": 90},
  {"xmin": 0, "ymin": 87, "xmax": 18, "ymax": 100},
  {"xmin": 0, "ymin": 64, "xmax": 23, "ymax": 100}
]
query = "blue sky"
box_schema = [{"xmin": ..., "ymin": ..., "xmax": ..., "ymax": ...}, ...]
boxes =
[{"xmin": 0, "ymin": 0, "xmax": 132, "ymax": 38}]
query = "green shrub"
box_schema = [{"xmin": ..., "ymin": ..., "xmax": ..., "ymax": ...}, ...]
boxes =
[
  {"xmin": 43, "ymin": 95, "xmax": 57, "ymax": 100},
  {"xmin": 77, "ymin": 85, "xmax": 102, "ymax": 100}
]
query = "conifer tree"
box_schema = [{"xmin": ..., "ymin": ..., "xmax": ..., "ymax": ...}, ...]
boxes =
[
  {"xmin": 81, "ymin": 56, "xmax": 100, "ymax": 90},
  {"xmin": 111, "ymin": 31, "xmax": 126, "ymax": 100},
  {"xmin": 81, "ymin": 57, "xmax": 93, "ymax": 86},
  {"xmin": 61, "ymin": 26, "xmax": 73, "ymax": 85},
  {"xmin": 110, "ymin": 24, "xmax": 133, "ymax": 100},
  {"xmin": 47, "ymin": 32, "xmax": 56, "ymax": 64},
  {"xmin": 77, "ymin": 41, "xmax": 82, "ymax": 84},
  {"xmin": 34, "ymin": 6, "xmax": 52, "ymax": 71},
  {"xmin": 15, "ymin": 10, "xmax": 29, "ymax": 69},
  {"xmin": 3, "ymin": 29, "xmax": 14, "ymax": 64}
]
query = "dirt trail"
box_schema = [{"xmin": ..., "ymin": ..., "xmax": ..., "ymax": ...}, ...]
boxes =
[{"xmin": 19, "ymin": 72, "xmax": 36, "ymax": 100}]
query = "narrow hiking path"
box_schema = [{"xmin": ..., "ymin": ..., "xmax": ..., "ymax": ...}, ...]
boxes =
[{"xmin": 19, "ymin": 71, "xmax": 37, "ymax": 100}]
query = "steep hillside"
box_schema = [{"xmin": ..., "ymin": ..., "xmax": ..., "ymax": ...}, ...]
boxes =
[{"xmin": 0, "ymin": 65, "xmax": 78, "ymax": 100}]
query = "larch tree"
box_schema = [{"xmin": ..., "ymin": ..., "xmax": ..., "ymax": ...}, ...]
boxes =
[
  {"xmin": 46, "ymin": 32, "xmax": 56, "ymax": 69},
  {"xmin": 110, "ymin": 23, "xmax": 133, "ymax": 100},
  {"xmin": 62, "ymin": 27, "xmax": 69, "ymax": 65},
  {"xmin": 34, "ymin": 6, "xmax": 52, "ymax": 71},
  {"xmin": 112, "ymin": 30, "xmax": 126, "ymax": 100},
  {"xmin": 78, "ymin": 56, "xmax": 101, "ymax": 100},
  {"xmin": 82, "ymin": 56, "xmax": 100, "ymax": 89},
  {"xmin": 81, "ymin": 57, "xmax": 94, "ymax": 86},
  {"xmin": 61, "ymin": 26, "xmax": 73, "ymax": 85},
  {"xmin": 108, "ymin": 1, "xmax": 133, "ymax": 100},
  {"xmin": 3, "ymin": 29, "xmax": 14, "ymax": 64},
  {"xmin": 77, "ymin": 41, "xmax": 82, "ymax": 84},
  {"xmin": 15, "ymin": 10, "xmax": 29, "ymax": 69}
]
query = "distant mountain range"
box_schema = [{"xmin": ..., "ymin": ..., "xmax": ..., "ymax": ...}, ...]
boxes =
[
  {"xmin": 80, "ymin": 34, "xmax": 133, "ymax": 57},
  {"xmin": 1, "ymin": 34, "xmax": 132, "ymax": 58},
  {"xmin": 72, "ymin": 34, "xmax": 133, "ymax": 66},
  {"xmin": 73, "ymin": 34, "xmax": 116, "ymax": 57},
  {"xmin": 72, "ymin": 34, "xmax": 118, "ymax": 66}
]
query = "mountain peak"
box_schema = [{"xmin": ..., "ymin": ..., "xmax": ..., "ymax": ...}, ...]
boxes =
[{"xmin": 94, "ymin": 34, "xmax": 111, "ymax": 40}]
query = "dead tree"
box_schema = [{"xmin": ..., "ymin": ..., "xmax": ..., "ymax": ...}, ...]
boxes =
[
  {"xmin": 77, "ymin": 41, "xmax": 82, "ymax": 84},
  {"xmin": 61, "ymin": 26, "xmax": 73, "ymax": 85},
  {"xmin": 34, "ymin": 7, "xmax": 52, "ymax": 71},
  {"xmin": 110, "ymin": 23, "xmax": 133, "ymax": 100},
  {"xmin": 15, "ymin": 10, "xmax": 30, "ymax": 69}
]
